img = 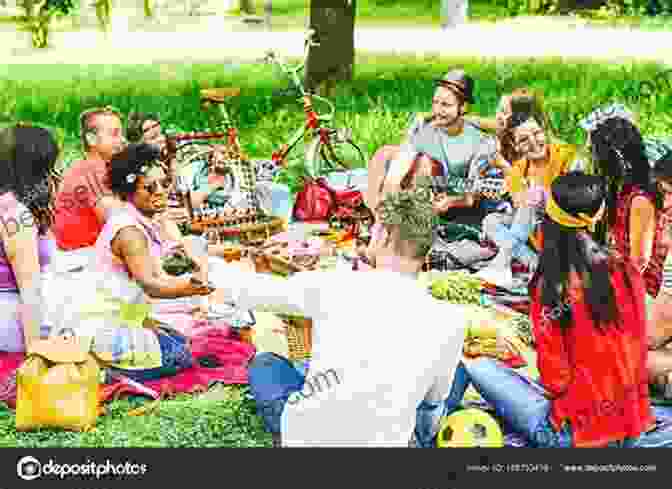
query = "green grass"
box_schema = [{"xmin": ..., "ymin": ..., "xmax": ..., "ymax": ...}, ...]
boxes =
[
  {"xmin": 0, "ymin": 54, "xmax": 671, "ymax": 445},
  {"xmin": 0, "ymin": 387, "xmax": 272, "ymax": 447}
]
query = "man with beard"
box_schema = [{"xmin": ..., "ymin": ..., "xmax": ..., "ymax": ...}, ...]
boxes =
[
  {"xmin": 371, "ymin": 70, "xmax": 497, "ymax": 226},
  {"xmin": 366, "ymin": 70, "xmax": 499, "ymax": 269}
]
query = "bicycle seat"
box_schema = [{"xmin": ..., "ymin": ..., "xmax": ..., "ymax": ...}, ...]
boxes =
[{"xmin": 200, "ymin": 88, "xmax": 241, "ymax": 104}]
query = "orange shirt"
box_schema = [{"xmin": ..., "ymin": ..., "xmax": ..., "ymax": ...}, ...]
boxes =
[
  {"xmin": 52, "ymin": 159, "xmax": 111, "ymax": 251},
  {"xmin": 505, "ymin": 144, "xmax": 576, "ymax": 250},
  {"xmin": 530, "ymin": 262, "xmax": 654, "ymax": 447}
]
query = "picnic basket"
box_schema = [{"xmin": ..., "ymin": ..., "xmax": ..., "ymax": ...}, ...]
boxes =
[
  {"xmin": 249, "ymin": 242, "xmax": 318, "ymax": 360},
  {"xmin": 283, "ymin": 316, "xmax": 313, "ymax": 361}
]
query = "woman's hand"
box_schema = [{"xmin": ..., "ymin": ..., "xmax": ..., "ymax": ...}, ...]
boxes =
[{"xmin": 187, "ymin": 276, "xmax": 216, "ymax": 296}]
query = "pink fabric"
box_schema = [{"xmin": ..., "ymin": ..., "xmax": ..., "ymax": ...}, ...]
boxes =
[
  {"xmin": 133, "ymin": 326, "xmax": 255, "ymax": 398},
  {"xmin": 0, "ymin": 321, "xmax": 255, "ymax": 408},
  {"xmin": 94, "ymin": 203, "xmax": 165, "ymax": 278},
  {"xmin": 0, "ymin": 352, "xmax": 25, "ymax": 409}
]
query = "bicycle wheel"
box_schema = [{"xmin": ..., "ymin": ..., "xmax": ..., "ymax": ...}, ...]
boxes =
[{"xmin": 305, "ymin": 129, "xmax": 367, "ymax": 180}]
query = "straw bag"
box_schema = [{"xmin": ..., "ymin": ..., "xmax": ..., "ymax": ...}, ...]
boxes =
[{"xmin": 15, "ymin": 334, "xmax": 100, "ymax": 432}]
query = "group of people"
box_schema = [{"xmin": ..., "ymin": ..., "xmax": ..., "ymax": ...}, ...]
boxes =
[{"xmin": 2, "ymin": 66, "xmax": 672, "ymax": 448}]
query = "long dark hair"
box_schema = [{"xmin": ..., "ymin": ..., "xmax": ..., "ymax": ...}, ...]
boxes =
[
  {"xmin": 0, "ymin": 124, "xmax": 60, "ymax": 235},
  {"xmin": 532, "ymin": 172, "xmax": 633, "ymax": 331},
  {"xmin": 590, "ymin": 117, "xmax": 660, "ymax": 226}
]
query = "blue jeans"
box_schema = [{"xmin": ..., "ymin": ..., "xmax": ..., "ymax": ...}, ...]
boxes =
[
  {"xmin": 482, "ymin": 208, "xmax": 537, "ymax": 267},
  {"xmin": 106, "ymin": 329, "xmax": 193, "ymax": 383},
  {"xmin": 248, "ymin": 352, "xmax": 445, "ymax": 447},
  {"xmin": 447, "ymin": 358, "xmax": 672, "ymax": 448}
]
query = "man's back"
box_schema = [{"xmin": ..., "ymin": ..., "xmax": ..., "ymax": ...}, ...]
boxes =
[
  {"xmin": 53, "ymin": 158, "xmax": 110, "ymax": 251},
  {"xmin": 281, "ymin": 270, "xmax": 468, "ymax": 446}
]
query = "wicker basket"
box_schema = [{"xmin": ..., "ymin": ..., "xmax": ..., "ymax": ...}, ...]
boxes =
[{"xmin": 283, "ymin": 317, "xmax": 313, "ymax": 361}]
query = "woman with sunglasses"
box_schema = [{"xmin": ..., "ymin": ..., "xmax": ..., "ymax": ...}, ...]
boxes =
[
  {"xmin": 443, "ymin": 173, "xmax": 670, "ymax": 447},
  {"xmin": 0, "ymin": 124, "xmax": 60, "ymax": 353},
  {"xmin": 60, "ymin": 143, "xmax": 214, "ymax": 382}
]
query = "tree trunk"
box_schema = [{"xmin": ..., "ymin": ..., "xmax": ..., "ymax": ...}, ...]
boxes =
[
  {"xmin": 264, "ymin": 0, "xmax": 271, "ymax": 30},
  {"xmin": 441, "ymin": 0, "xmax": 468, "ymax": 29},
  {"xmin": 239, "ymin": 0, "xmax": 254, "ymax": 14},
  {"xmin": 305, "ymin": 0, "xmax": 356, "ymax": 97}
]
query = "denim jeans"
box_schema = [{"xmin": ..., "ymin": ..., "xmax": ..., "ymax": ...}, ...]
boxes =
[
  {"xmin": 248, "ymin": 352, "xmax": 446, "ymax": 447},
  {"xmin": 482, "ymin": 207, "xmax": 537, "ymax": 266},
  {"xmin": 446, "ymin": 358, "xmax": 672, "ymax": 448},
  {"xmin": 106, "ymin": 329, "xmax": 193, "ymax": 383}
]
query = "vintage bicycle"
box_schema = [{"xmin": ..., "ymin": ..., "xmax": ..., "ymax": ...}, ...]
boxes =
[{"xmin": 260, "ymin": 28, "xmax": 368, "ymax": 182}]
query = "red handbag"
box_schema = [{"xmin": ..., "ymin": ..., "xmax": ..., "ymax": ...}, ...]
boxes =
[{"xmin": 292, "ymin": 177, "xmax": 335, "ymax": 222}]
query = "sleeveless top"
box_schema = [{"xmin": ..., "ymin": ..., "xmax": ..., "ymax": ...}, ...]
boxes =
[
  {"xmin": 0, "ymin": 193, "xmax": 54, "ymax": 291},
  {"xmin": 611, "ymin": 184, "xmax": 670, "ymax": 298}
]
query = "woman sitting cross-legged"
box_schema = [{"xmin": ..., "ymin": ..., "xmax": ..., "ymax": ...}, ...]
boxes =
[
  {"xmin": 59, "ymin": 143, "xmax": 215, "ymax": 382},
  {"xmin": 444, "ymin": 173, "xmax": 670, "ymax": 447}
]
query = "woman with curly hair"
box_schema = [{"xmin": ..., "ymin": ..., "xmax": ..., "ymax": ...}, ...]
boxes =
[
  {"xmin": 0, "ymin": 123, "xmax": 60, "ymax": 352},
  {"xmin": 62, "ymin": 143, "xmax": 215, "ymax": 382},
  {"xmin": 582, "ymin": 105, "xmax": 670, "ymax": 302}
]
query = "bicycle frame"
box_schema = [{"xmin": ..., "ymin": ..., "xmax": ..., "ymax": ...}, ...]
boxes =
[{"xmin": 265, "ymin": 33, "xmax": 343, "ymax": 167}]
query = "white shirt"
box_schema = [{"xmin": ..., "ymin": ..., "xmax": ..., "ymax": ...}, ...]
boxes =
[{"xmin": 210, "ymin": 266, "xmax": 468, "ymax": 447}]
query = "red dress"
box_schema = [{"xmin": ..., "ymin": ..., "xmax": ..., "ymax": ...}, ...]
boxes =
[
  {"xmin": 530, "ymin": 260, "xmax": 654, "ymax": 447},
  {"xmin": 611, "ymin": 184, "xmax": 669, "ymax": 298}
]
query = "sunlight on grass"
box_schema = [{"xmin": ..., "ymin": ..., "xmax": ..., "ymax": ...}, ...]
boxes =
[{"xmin": 0, "ymin": 54, "xmax": 670, "ymax": 446}]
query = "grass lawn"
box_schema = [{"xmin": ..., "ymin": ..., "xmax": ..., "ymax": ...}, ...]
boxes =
[{"xmin": 0, "ymin": 54, "xmax": 670, "ymax": 446}]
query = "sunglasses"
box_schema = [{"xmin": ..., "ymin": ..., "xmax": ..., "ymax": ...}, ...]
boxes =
[{"xmin": 141, "ymin": 179, "xmax": 171, "ymax": 195}]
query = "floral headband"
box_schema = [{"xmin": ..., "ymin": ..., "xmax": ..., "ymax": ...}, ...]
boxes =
[
  {"xmin": 579, "ymin": 103, "xmax": 634, "ymax": 132},
  {"xmin": 126, "ymin": 165, "xmax": 150, "ymax": 184}
]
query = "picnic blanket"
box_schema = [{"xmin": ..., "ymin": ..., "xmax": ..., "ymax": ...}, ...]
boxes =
[
  {"xmin": 479, "ymin": 262, "xmax": 533, "ymax": 316},
  {"xmin": 0, "ymin": 313, "xmax": 256, "ymax": 409}
]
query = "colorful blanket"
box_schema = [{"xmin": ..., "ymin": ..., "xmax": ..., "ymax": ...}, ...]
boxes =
[{"xmin": 0, "ymin": 313, "xmax": 256, "ymax": 409}]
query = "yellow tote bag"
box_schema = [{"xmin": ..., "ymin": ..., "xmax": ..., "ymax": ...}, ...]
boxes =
[{"xmin": 15, "ymin": 335, "xmax": 100, "ymax": 432}]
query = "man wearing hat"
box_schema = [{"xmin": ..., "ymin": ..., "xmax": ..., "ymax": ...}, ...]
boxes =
[{"xmin": 366, "ymin": 69, "xmax": 499, "ymax": 266}]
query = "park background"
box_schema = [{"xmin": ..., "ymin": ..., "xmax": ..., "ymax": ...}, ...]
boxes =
[{"xmin": 0, "ymin": 0, "xmax": 670, "ymax": 446}]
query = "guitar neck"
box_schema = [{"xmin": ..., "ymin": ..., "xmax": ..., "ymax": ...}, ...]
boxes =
[{"xmin": 430, "ymin": 176, "xmax": 505, "ymax": 197}]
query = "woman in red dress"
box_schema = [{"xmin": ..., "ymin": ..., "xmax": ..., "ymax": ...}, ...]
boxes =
[{"xmin": 443, "ymin": 173, "xmax": 665, "ymax": 447}]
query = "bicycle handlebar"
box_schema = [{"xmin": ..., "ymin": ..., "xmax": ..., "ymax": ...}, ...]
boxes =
[{"xmin": 265, "ymin": 29, "xmax": 335, "ymax": 120}]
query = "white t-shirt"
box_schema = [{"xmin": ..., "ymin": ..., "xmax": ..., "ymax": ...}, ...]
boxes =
[{"xmin": 210, "ymin": 266, "xmax": 468, "ymax": 447}]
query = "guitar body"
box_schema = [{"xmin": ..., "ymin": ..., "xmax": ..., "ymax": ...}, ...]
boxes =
[{"xmin": 415, "ymin": 154, "xmax": 506, "ymax": 200}]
